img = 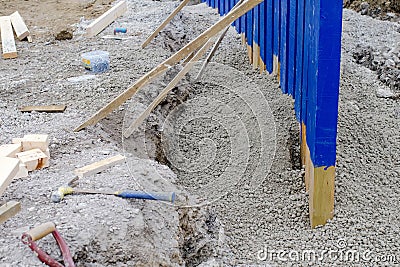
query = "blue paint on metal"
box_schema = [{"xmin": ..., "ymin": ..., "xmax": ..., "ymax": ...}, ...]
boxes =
[
  {"xmin": 273, "ymin": 0, "xmax": 280, "ymax": 57},
  {"xmin": 280, "ymin": 0, "xmax": 289, "ymax": 93},
  {"xmin": 287, "ymin": 0, "xmax": 297, "ymax": 97},
  {"xmin": 265, "ymin": 0, "xmax": 273, "ymax": 73},
  {"xmin": 309, "ymin": 0, "xmax": 343, "ymax": 167},
  {"xmin": 234, "ymin": 0, "xmax": 241, "ymax": 31},
  {"xmin": 246, "ymin": 7, "xmax": 253, "ymax": 46},
  {"xmin": 219, "ymin": 0, "xmax": 224, "ymax": 15},
  {"xmin": 301, "ymin": 0, "xmax": 312, "ymax": 124},
  {"xmin": 294, "ymin": 0, "xmax": 305, "ymax": 121}
]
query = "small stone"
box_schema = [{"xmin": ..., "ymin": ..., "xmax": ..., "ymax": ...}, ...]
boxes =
[{"xmin": 55, "ymin": 30, "xmax": 73, "ymax": 40}]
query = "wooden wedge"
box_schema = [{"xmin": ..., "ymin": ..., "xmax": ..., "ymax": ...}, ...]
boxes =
[{"xmin": 74, "ymin": 0, "xmax": 263, "ymax": 132}]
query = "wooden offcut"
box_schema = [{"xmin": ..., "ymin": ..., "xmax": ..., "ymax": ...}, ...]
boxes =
[
  {"xmin": 0, "ymin": 16, "xmax": 17, "ymax": 59},
  {"xmin": 16, "ymin": 149, "xmax": 48, "ymax": 171},
  {"xmin": 86, "ymin": 1, "xmax": 127, "ymax": 37},
  {"xmin": 74, "ymin": 154, "xmax": 126, "ymax": 178},
  {"xmin": 19, "ymin": 134, "xmax": 50, "ymax": 152},
  {"xmin": 10, "ymin": 11, "xmax": 30, "ymax": 40},
  {"xmin": 20, "ymin": 105, "xmax": 66, "ymax": 113},
  {"xmin": 0, "ymin": 201, "xmax": 21, "ymax": 224},
  {"xmin": 0, "ymin": 157, "xmax": 20, "ymax": 197},
  {"xmin": 142, "ymin": 0, "xmax": 190, "ymax": 48},
  {"xmin": 75, "ymin": 0, "xmax": 263, "ymax": 132}
]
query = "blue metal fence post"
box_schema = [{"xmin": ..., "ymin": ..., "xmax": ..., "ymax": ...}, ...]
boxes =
[
  {"xmin": 307, "ymin": 0, "xmax": 343, "ymax": 228},
  {"xmin": 288, "ymin": 0, "xmax": 297, "ymax": 97}
]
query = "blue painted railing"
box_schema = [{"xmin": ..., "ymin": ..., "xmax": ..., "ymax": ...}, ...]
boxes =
[{"xmin": 201, "ymin": 0, "xmax": 343, "ymax": 227}]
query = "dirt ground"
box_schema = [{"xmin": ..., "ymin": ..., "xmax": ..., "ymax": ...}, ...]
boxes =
[
  {"xmin": 0, "ymin": 0, "xmax": 114, "ymax": 39},
  {"xmin": 0, "ymin": 0, "xmax": 400, "ymax": 266}
]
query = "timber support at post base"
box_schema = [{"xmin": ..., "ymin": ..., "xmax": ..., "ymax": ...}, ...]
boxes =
[{"xmin": 202, "ymin": 0, "xmax": 343, "ymax": 228}]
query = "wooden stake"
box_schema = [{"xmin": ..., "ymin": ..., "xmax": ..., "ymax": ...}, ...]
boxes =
[
  {"xmin": 247, "ymin": 44, "xmax": 253, "ymax": 64},
  {"xmin": 142, "ymin": 0, "xmax": 191, "ymax": 48},
  {"xmin": 0, "ymin": 201, "xmax": 21, "ymax": 224},
  {"xmin": 241, "ymin": 33, "xmax": 246, "ymax": 46},
  {"xmin": 252, "ymin": 42, "xmax": 260, "ymax": 69},
  {"xmin": 124, "ymin": 37, "xmax": 216, "ymax": 138},
  {"xmin": 272, "ymin": 55, "xmax": 278, "ymax": 76},
  {"xmin": 86, "ymin": 1, "xmax": 127, "ymax": 37},
  {"xmin": 309, "ymin": 163, "xmax": 335, "ymax": 228},
  {"xmin": 0, "ymin": 16, "xmax": 17, "ymax": 59},
  {"xmin": 74, "ymin": 0, "xmax": 263, "ymax": 132}
]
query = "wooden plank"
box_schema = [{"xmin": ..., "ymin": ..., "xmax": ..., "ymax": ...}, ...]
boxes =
[
  {"xmin": 74, "ymin": 154, "xmax": 126, "ymax": 178},
  {"xmin": 0, "ymin": 157, "xmax": 20, "ymax": 197},
  {"xmin": 124, "ymin": 37, "xmax": 216, "ymax": 138},
  {"xmin": 252, "ymin": 42, "xmax": 260, "ymax": 69},
  {"xmin": 74, "ymin": 0, "xmax": 263, "ymax": 132},
  {"xmin": 0, "ymin": 16, "xmax": 17, "ymax": 59},
  {"xmin": 10, "ymin": 11, "xmax": 30, "ymax": 40},
  {"xmin": 142, "ymin": 0, "xmax": 191, "ymax": 48},
  {"xmin": 86, "ymin": 1, "xmax": 127, "ymax": 37},
  {"xmin": 16, "ymin": 149, "xmax": 48, "ymax": 171},
  {"xmin": 20, "ymin": 105, "xmax": 66, "ymax": 113},
  {"xmin": 0, "ymin": 201, "xmax": 21, "ymax": 224},
  {"xmin": 0, "ymin": 144, "xmax": 22, "ymax": 158}
]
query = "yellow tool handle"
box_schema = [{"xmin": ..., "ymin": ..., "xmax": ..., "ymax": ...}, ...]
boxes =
[{"xmin": 25, "ymin": 222, "xmax": 56, "ymax": 242}]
